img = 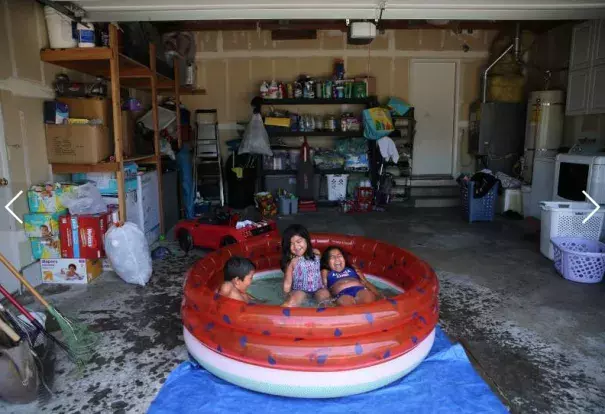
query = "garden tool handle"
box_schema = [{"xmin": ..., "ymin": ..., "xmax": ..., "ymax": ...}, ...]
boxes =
[
  {"xmin": 0, "ymin": 253, "xmax": 50, "ymax": 308},
  {"xmin": 0, "ymin": 318, "xmax": 20, "ymax": 342}
]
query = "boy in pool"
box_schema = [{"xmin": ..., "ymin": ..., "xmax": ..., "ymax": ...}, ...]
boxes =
[{"xmin": 219, "ymin": 256, "xmax": 256, "ymax": 303}]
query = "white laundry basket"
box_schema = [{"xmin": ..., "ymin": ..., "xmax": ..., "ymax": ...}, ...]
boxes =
[
  {"xmin": 540, "ymin": 202, "xmax": 605, "ymax": 260},
  {"xmin": 326, "ymin": 174, "xmax": 349, "ymax": 201}
]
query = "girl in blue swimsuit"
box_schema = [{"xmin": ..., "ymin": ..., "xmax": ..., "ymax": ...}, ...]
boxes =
[{"xmin": 320, "ymin": 246, "xmax": 383, "ymax": 306}]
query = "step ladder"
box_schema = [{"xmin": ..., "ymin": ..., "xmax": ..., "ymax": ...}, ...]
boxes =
[{"xmin": 194, "ymin": 109, "xmax": 225, "ymax": 206}]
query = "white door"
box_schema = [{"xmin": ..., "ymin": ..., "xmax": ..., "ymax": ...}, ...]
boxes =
[
  {"xmin": 0, "ymin": 106, "xmax": 22, "ymax": 293},
  {"xmin": 410, "ymin": 61, "xmax": 456, "ymax": 176}
]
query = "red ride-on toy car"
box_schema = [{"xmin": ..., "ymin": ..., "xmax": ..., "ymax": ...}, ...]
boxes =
[{"xmin": 174, "ymin": 207, "xmax": 278, "ymax": 253}]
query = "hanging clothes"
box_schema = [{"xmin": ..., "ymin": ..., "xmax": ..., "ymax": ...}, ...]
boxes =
[{"xmin": 377, "ymin": 137, "xmax": 400, "ymax": 163}]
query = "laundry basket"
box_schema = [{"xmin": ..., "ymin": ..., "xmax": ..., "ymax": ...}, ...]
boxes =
[
  {"xmin": 551, "ymin": 237, "xmax": 605, "ymax": 283},
  {"xmin": 460, "ymin": 181, "xmax": 498, "ymax": 223},
  {"xmin": 539, "ymin": 202, "xmax": 605, "ymax": 260},
  {"xmin": 326, "ymin": 174, "xmax": 349, "ymax": 201}
]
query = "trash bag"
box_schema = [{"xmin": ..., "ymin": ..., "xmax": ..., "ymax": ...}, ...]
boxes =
[
  {"xmin": 60, "ymin": 182, "xmax": 107, "ymax": 215},
  {"xmin": 104, "ymin": 222, "xmax": 153, "ymax": 286},
  {"xmin": 239, "ymin": 113, "xmax": 272, "ymax": 156},
  {"xmin": 0, "ymin": 341, "xmax": 39, "ymax": 404}
]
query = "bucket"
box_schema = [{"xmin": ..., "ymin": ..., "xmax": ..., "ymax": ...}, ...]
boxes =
[
  {"xmin": 77, "ymin": 23, "xmax": 95, "ymax": 48},
  {"xmin": 44, "ymin": 6, "xmax": 77, "ymax": 49},
  {"xmin": 290, "ymin": 197, "xmax": 299, "ymax": 214},
  {"xmin": 279, "ymin": 197, "xmax": 291, "ymax": 215}
]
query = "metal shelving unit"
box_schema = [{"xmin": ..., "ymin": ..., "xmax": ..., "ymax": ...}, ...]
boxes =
[{"xmin": 257, "ymin": 96, "xmax": 378, "ymax": 202}]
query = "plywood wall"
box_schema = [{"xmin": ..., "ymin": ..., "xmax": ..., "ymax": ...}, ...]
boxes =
[
  {"xmin": 0, "ymin": 0, "xmax": 91, "ymax": 275},
  {"xmin": 181, "ymin": 28, "xmax": 496, "ymax": 172}
]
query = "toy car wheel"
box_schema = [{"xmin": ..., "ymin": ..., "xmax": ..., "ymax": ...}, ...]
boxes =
[
  {"xmin": 178, "ymin": 229, "xmax": 193, "ymax": 253},
  {"xmin": 220, "ymin": 236, "xmax": 237, "ymax": 247}
]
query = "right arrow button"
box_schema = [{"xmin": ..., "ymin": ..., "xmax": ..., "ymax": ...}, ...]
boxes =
[{"xmin": 582, "ymin": 190, "xmax": 601, "ymax": 224}]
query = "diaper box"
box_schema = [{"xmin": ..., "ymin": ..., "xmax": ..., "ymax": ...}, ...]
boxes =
[
  {"xmin": 72, "ymin": 161, "xmax": 138, "ymax": 195},
  {"xmin": 23, "ymin": 211, "xmax": 66, "ymax": 238},
  {"xmin": 27, "ymin": 183, "xmax": 77, "ymax": 213},
  {"xmin": 30, "ymin": 237, "xmax": 61, "ymax": 259},
  {"xmin": 58, "ymin": 212, "xmax": 111, "ymax": 259},
  {"xmin": 40, "ymin": 258, "xmax": 102, "ymax": 284}
]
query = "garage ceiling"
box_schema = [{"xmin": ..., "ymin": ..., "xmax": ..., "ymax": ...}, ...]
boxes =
[{"xmin": 74, "ymin": 0, "xmax": 605, "ymax": 22}]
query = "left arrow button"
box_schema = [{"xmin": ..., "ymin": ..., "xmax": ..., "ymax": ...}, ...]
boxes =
[{"xmin": 5, "ymin": 190, "xmax": 23, "ymax": 224}]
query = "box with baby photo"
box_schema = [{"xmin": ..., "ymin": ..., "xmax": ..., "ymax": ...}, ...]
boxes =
[
  {"xmin": 23, "ymin": 211, "xmax": 66, "ymax": 238},
  {"xmin": 40, "ymin": 258, "xmax": 102, "ymax": 284}
]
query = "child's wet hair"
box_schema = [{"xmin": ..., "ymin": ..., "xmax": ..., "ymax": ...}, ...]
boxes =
[
  {"xmin": 224, "ymin": 256, "xmax": 256, "ymax": 282},
  {"xmin": 281, "ymin": 224, "xmax": 314, "ymax": 270},
  {"xmin": 320, "ymin": 246, "xmax": 351, "ymax": 271}
]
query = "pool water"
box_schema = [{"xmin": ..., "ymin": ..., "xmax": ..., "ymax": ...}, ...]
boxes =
[{"xmin": 247, "ymin": 270, "xmax": 402, "ymax": 307}]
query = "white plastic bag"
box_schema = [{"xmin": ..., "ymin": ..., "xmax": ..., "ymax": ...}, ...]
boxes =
[
  {"xmin": 60, "ymin": 182, "xmax": 107, "ymax": 215},
  {"xmin": 239, "ymin": 113, "xmax": 273, "ymax": 156},
  {"xmin": 104, "ymin": 222, "xmax": 153, "ymax": 286}
]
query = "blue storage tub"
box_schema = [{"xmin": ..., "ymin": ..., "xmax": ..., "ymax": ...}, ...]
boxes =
[{"xmin": 461, "ymin": 181, "xmax": 498, "ymax": 223}]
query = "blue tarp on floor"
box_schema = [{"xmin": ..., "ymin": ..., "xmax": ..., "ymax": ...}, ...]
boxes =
[{"xmin": 148, "ymin": 326, "xmax": 507, "ymax": 414}]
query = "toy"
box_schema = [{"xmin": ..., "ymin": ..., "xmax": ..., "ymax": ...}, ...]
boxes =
[{"xmin": 174, "ymin": 207, "xmax": 278, "ymax": 253}]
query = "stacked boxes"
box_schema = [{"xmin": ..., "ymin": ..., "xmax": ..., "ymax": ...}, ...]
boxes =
[
  {"xmin": 24, "ymin": 184, "xmax": 73, "ymax": 260},
  {"xmin": 26, "ymin": 182, "xmax": 109, "ymax": 284}
]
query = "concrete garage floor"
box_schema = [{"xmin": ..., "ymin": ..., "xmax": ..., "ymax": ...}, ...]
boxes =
[{"xmin": 3, "ymin": 207, "xmax": 605, "ymax": 414}]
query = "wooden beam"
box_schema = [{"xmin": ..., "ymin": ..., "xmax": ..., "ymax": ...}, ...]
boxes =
[
  {"xmin": 109, "ymin": 24, "xmax": 126, "ymax": 223},
  {"xmin": 51, "ymin": 162, "xmax": 119, "ymax": 174},
  {"xmin": 174, "ymin": 58, "xmax": 182, "ymax": 149},
  {"xmin": 153, "ymin": 19, "xmax": 573, "ymax": 34},
  {"xmin": 150, "ymin": 43, "xmax": 165, "ymax": 235}
]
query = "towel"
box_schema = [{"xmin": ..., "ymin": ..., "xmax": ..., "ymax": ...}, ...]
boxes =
[{"xmin": 377, "ymin": 137, "xmax": 400, "ymax": 164}]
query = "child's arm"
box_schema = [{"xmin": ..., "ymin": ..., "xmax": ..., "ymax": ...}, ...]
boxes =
[
  {"xmin": 356, "ymin": 267, "xmax": 383, "ymax": 297},
  {"xmin": 321, "ymin": 269, "xmax": 329, "ymax": 290},
  {"xmin": 283, "ymin": 259, "xmax": 296, "ymax": 294}
]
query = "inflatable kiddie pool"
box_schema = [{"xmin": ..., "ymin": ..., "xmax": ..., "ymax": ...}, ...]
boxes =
[{"xmin": 181, "ymin": 233, "xmax": 439, "ymax": 398}]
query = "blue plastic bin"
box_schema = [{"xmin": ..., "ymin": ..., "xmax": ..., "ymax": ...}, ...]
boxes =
[{"xmin": 461, "ymin": 181, "xmax": 498, "ymax": 223}]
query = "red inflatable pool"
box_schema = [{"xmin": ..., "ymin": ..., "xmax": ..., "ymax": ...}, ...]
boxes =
[{"xmin": 182, "ymin": 233, "xmax": 439, "ymax": 398}]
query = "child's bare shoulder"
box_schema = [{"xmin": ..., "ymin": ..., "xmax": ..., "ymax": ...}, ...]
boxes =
[{"xmin": 219, "ymin": 281, "xmax": 233, "ymax": 295}]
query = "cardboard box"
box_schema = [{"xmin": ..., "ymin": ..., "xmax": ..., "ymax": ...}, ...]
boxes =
[
  {"xmin": 102, "ymin": 170, "xmax": 159, "ymax": 238},
  {"xmin": 23, "ymin": 211, "xmax": 66, "ymax": 238},
  {"xmin": 44, "ymin": 101, "xmax": 69, "ymax": 124},
  {"xmin": 72, "ymin": 162, "xmax": 138, "ymax": 195},
  {"xmin": 56, "ymin": 98, "xmax": 112, "ymax": 126},
  {"xmin": 30, "ymin": 237, "xmax": 61, "ymax": 259},
  {"xmin": 58, "ymin": 212, "xmax": 111, "ymax": 259},
  {"xmin": 41, "ymin": 258, "xmax": 102, "ymax": 284},
  {"xmin": 354, "ymin": 76, "xmax": 376, "ymax": 95},
  {"xmin": 46, "ymin": 124, "xmax": 113, "ymax": 164},
  {"xmin": 27, "ymin": 183, "xmax": 76, "ymax": 213}
]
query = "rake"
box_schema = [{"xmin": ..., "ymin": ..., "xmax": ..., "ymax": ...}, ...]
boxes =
[{"xmin": 0, "ymin": 252, "xmax": 98, "ymax": 367}]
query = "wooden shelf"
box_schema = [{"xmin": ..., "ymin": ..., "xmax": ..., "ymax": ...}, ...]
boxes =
[
  {"xmin": 261, "ymin": 168, "xmax": 367, "ymax": 176},
  {"xmin": 261, "ymin": 97, "xmax": 376, "ymax": 105},
  {"xmin": 40, "ymin": 47, "xmax": 173, "ymax": 89},
  {"xmin": 267, "ymin": 130, "xmax": 362, "ymax": 137},
  {"xmin": 51, "ymin": 162, "xmax": 119, "ymax": 174},
  {"xmin": 125, "ymin": 154, "xmax": 158, "ymax": 164}
]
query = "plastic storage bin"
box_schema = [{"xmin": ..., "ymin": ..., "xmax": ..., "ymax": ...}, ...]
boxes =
[
  {"xmin": 540, "ymin": 202, "xmax": 605, "ymax": 260},
  {"xmin": 551, "ymin": 237, "xmax": 605, "ymax": 283},
  {"xmin": 460, "ymin": 181, "xmax": 498, "ymax": 223},
  {"xmin": 327, "ymin": 174, "xmax": 349, "ymax": 201},
  {"xmin": 497, "ymin": 188, "xmax": 523, "ymax": 215}
]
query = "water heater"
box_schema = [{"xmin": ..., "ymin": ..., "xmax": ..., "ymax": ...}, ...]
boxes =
[{"xmin": 522, "ymin": 90, "xmax": 564, "ymax": 183}]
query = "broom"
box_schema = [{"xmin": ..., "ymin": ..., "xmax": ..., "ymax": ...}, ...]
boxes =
[
  {"xmin": 0, "ymin": 284, "xmax": 72, "ymax": 358},
  {"xmin": 0, "ymin": 253, "xmax": 97, "ymax": 367}
]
